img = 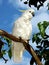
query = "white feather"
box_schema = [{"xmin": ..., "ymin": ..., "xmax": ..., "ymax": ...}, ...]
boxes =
[{"xmin": 12, "ymin": 9, "xmax": 34, "ymax": 63}]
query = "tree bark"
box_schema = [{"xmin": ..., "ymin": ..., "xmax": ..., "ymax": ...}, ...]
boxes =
[{"xmin": 0, "ymin": 30, "xmax": 42, "ymax": 65}]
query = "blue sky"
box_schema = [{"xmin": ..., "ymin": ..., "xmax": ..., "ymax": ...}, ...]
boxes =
[{"xmin": 0, "ymin": 0, "xmax": 49, "ymax": 65}]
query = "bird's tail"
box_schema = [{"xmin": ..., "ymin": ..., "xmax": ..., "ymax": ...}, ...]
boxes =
[{"xmin": 11, "ymin": 41, "xmax": 25, "ymax": 63}]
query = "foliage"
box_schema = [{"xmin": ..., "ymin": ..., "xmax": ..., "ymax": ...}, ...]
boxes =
[
  {"xmin": 21, "ymin": 0, "xmax": 47, "ymax": 10},
  {"xmin": 0, "ymin": 36, "xmax": 12, "ymax": 63},
  {"xmin": 30, "ymin": 21, "xmax": 49, "ymax": 65},
  {"xmin": 8, "ymin": 48, "xmax": 12, "ymax": 59},
  {"xmin": 0, "ymin": 21, "xmax": 49, "ymax": 65},
  {"xmin": 0, "ymin": 0, "xmax": 49, "ymax": 64}
]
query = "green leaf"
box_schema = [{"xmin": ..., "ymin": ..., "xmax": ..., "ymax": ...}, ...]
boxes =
[
  {"xmin": 38, "ymin": 21, "xmax": 49, "ymax": 38},
  {"xmin": 32, "ymin": 33, "xmax": 41, "ymax": 44},
  {"xmin": 2, "ymin": 50, "xmax": 6, "ymax": 55},
  {"xmin": 4, "ymin": 37, "xmax": 12, "ymax": 47},
  {"xmin": 38, "ymin": 22, "xmax": 45, "ymax": 38},
  {"xmin": 43, "ymin": 21, "xmax": 49, "ymax": 29},
  {"xmin": 0, "ymin": 53, "xmax": 3, "ymax": 58},
  {"xmin": 8, "ymin": 48, "xmax": 12, "ymax": 59}
]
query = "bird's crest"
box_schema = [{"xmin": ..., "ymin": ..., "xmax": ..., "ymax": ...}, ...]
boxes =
[{"xmin": 19, "ymin": 10, "xmax": 26, "ymax": 12}]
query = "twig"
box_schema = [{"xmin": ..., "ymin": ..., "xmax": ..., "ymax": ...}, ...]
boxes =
[
  {"xmin": 0, "ymin": 30, "xmax": 42, "ymax": 65},
  {"xmin": 2, "ymin": 56, "xmax": 8, "ymax": 63}
]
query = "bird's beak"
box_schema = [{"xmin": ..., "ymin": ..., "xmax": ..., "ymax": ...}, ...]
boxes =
[
  {"xmin": 19, "ymin": 10, "xmax": 26, "ymax": 12},
  {"xmin": 33, "ymin": 13, "xmax": 35, "ymax": 17},
  {"xmin": 32, "ymin": 13, "xmax": 35, "ymax": 17}
]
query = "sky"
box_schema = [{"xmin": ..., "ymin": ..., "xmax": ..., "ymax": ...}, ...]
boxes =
[{"xmin": 0, "ymin": 0, "xmax": 49, "ymax": 65}]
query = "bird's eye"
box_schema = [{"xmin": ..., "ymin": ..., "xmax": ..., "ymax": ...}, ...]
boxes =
[{"xmin": 29, "ymin": 11, "xmax": 31, "ymax": 13}]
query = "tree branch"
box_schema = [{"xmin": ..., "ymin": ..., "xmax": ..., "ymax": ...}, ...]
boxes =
[{"xmin": 0, "ymin": 30, "xmax": 42, "ymax": 65}]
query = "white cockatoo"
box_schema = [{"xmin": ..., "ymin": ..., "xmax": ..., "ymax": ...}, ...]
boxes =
[{"xmin": 12, "ymin": 8, "xmax": 35, "ymax": 63}]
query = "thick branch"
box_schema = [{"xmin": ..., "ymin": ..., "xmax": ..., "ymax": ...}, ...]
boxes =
[{"xmin": 0, "ymin": 30, "xmax": 42, "ymax": 65}]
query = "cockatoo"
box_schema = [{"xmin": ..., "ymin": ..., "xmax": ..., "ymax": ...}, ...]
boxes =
[{"xmin": 12, "ymin": 8, "xmax": 35, "ymax": 63}]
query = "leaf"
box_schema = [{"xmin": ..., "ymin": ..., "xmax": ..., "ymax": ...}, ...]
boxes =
[
  {"xmin": 45, "ymin": 60, "xmax": 49, "ymax": 65},
  {"xmin": 0, "ymin": 53, "xmax": 3, "ymax": 58},
  {"xmin": 0, "ymin": 40, "xmax": 4, "ymax": 52},
  {"xmin": 32, "ymin": 33, "xmax": 41, "ymax": 44},
  {"xmin": 43, "ymin": 40, "xmax": 49, "ymax": 48},
  {"xmin": 22, "ymin": 0, "xmax": 46, "ymax": 10},
  {"xmin": 2, "ymin": 50, "xmax": 6, "ymax": 55},
  {"xmin": 30, "ymin": 57, "xmax": 35, "ymax": 65},
  {"xmin": 8, "ymin": 48, "xmax": 12, "ymax": 59},
  {"xmin": 36, "ymin": 46, "xmax": 42, "ymax": 49},
  {"xmin": 43, "ymin": 21, "xmax": 49, "ymax": 30},
  {"xmin": 38, "ymin": 22, "xmax": 45, "ymax": 38},
  {"xmin": 37, "ymin": 54, "xmax": 42, "ymax": 61},
  {"xmin": 38, "ymin": 21, "xmax": 49, "ymax": 38},
  {"xmin": 24, "ymin": 1, "xmax": 28, "ymax": 4},
  {"xmin": 4, "ymin": 37, "xmax": 12, "ymax": 47}
]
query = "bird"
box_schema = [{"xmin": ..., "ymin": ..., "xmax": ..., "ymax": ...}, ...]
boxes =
[{"xmin": 12, "ymin": 8, "xmax": 35, "ymax": 63}]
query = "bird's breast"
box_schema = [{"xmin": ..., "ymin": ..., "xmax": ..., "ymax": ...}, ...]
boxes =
[{"xmin": 13, "ymin": 20, "xmax": 32, "ymax": 40}]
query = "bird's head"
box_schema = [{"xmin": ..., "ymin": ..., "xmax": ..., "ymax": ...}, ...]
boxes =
[{"xmin": 21, "ymin": 9, "xmax": 35, "ymax": 20}]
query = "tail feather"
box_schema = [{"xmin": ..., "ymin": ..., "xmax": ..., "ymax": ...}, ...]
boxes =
[{"xmin": 12, "ymin": 42, "xmax": 25, "ymax": 63}]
